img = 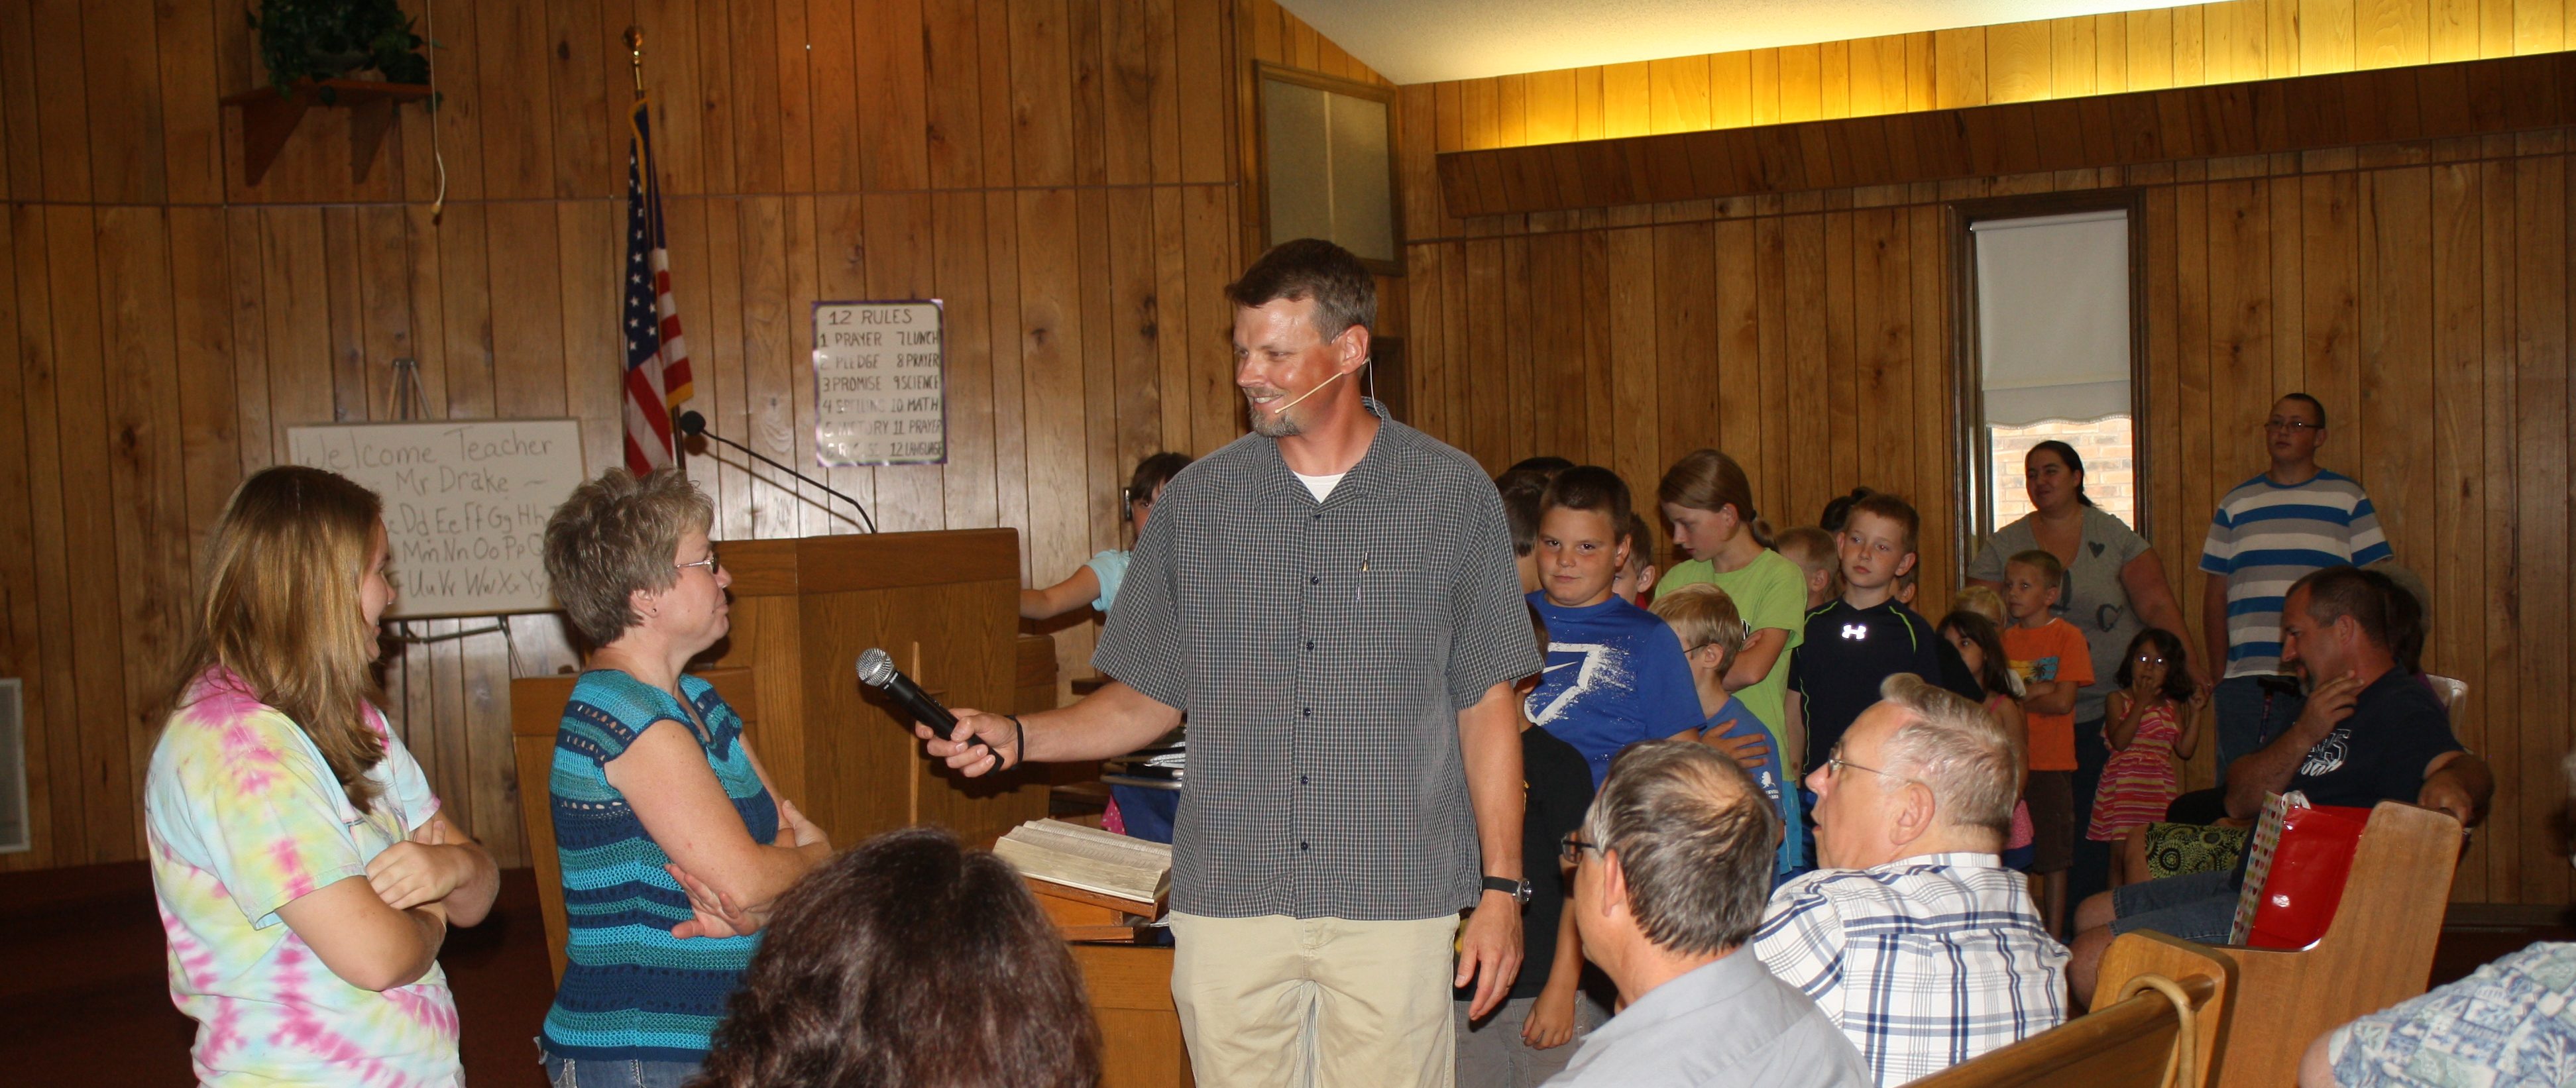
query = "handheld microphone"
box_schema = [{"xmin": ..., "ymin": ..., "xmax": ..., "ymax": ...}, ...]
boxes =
[
  {"xmin": 856, "ymin": 647, "xmax": 956, "ymax": 731},
  {"xmin": 676, "ymin": 410, "xmax": 878, "ymax": 533}
]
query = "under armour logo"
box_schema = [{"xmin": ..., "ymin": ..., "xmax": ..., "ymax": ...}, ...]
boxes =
[{"xmin": 1841, "ymin": 624, "xmax": 1869, "ymax": 641}]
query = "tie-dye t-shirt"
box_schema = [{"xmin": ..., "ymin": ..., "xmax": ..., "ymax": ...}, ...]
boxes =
[{"xmin": 145, "ymin": 670, "xmax": 459, "ymax": 1087}]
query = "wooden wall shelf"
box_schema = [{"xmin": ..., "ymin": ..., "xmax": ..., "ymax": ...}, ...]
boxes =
[{"xmin": 219, "ymin": 79, "xmax": 431, "ymax": 189}]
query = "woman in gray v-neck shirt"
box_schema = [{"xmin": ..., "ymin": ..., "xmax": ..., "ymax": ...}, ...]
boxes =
[{"xmin": 1967, "ymin": 441, "xmax": 2198, "ymax": 907}]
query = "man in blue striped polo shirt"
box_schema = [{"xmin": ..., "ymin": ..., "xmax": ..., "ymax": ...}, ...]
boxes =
[{"xmin": 2199, "ymin": 392, "xmax": 2395, "ymax": 787}]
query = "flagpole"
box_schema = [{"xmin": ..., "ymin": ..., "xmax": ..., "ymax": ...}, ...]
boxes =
[
  {"xmin": 623, "ymin": 23, "xmax": 691, "ymax": 474},
  {"xmin": 624, "ymin": 26, "xmax": 645, "ymax": 99}
]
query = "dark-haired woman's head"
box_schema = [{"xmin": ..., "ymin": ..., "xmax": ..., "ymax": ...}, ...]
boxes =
[
  {"xmin": 2115, "ymin": 628, "xmax": 2196, "ymax": 704},
  {"xmin": 2023, "ymin": 441, "xmax": 2095, "ymax": 512},
  {"xmin": 1506, "ymin": 455, "xmax": 1576, "ymax": 480},
  {"xmin": 691, "ymin": 828, "xmax": 1100, "ymax": 1088},
  {"xmin": 1819, "ymin": 487, "xmax": 1876, "ymax": 533},
  {"xmin": 1937, "ymin": 609, "xmax": 2016, "ymax": 700},
  {"xmin": 1124, "ymin": 451, "xmax": 1194, "ymax": 531}
]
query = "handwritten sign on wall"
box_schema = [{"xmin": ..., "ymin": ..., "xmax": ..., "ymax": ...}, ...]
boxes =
[
  {"xmin": 287, "ymin": 419, "xmax": 586, "ymax": 618},
  {"xmin": 812, "ymin": 299, "xmax": 946, "ymax": 466}
]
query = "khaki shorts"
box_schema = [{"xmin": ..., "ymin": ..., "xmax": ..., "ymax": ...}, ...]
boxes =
[{"xmin": 1168, "ymin": 911, "xmax": 1461, "ymax": 1088}]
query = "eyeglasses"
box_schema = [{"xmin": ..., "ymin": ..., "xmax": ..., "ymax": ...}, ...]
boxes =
[
  {"xmin": 1824, "ymin": 749, "xmax": 1917, "ymax": 787},
  {"xmin": 2265, "ymin": 418, "xmax": 2322, "ymax": 433},
  {"xmin": 677, "ymin": 555, "xmax": 722, "ymax": 576},
  {"xmin": 1560, "ymin": 831, "xmax": 1604, "ymax": 867}
]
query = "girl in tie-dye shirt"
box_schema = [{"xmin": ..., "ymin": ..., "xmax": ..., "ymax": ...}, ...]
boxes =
[{"xmin": 145, "ymin": 466, "xmax": 498, "ymax": 1087}]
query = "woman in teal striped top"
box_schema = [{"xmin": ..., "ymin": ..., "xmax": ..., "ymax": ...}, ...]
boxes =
[{"xmin": 537, "ymin": 469, "xmax": 830, "ymax": 1087}]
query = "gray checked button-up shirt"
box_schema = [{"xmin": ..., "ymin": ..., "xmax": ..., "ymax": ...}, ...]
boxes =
[{"xmin": 1092, "ymin": 406, "xmax": 1541, "ymax": 921}]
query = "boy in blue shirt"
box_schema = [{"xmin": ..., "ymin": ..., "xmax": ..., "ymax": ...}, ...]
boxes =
[
  {"xmin": 1526, "ymin": 466, "xmax": 1703, "ymax": 786},
  {"xmin": 1651, "ymin": 582, "xmax": 1797, "ymax": 879}
]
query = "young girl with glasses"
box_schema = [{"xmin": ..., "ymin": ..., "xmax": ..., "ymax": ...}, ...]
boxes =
[{"xmin": 2090, "ymin": 629, "xmax": 2203, "ymax": 873}]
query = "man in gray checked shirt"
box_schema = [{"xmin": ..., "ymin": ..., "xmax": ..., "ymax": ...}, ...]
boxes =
[{"xmin": 921, "ymin": 238, "xmax": 1540, "ymax": 1087}]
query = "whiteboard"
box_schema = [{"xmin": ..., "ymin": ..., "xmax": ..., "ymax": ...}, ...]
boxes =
[
  {"xmin": 287, "ymin": 419, "xmax": 586, "ymax": 619},
  {"xmin": 812, "ymin": 299, "xmax": 947, "ymax": 466}
]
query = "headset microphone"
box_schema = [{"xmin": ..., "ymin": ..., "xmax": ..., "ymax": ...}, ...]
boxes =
[{"xmin": 1264, "ymin": 367, "xmax": 1349, "ymax": 415}]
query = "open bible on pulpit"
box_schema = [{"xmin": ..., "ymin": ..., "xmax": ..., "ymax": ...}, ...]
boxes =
[{"xmin": 993, "ymin": 820, "xmax": 1172, "ymax": 940}]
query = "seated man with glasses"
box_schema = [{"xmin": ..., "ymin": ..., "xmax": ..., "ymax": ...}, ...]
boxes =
[
  {"xmin": 1549, "ymin": 741, "xmax": 1865, "ymax": 1087},
  {"xmin": 1754, "ymin": 675, "xmax": 2066, "ymax": 1087}
]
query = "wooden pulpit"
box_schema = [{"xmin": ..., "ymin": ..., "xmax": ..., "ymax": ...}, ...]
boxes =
[
  {"xmin": 704, "ymin": 528, "xmax": 1050, "ymax": 848},
  {"xmin": 1022, "ymin": 879, "xmax": 1192, "ymax": 1087}
]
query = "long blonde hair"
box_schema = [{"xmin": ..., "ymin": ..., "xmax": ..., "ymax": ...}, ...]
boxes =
[{"xmin": 162, "ymin": 466, "xmax": 390, "ymax": 809}]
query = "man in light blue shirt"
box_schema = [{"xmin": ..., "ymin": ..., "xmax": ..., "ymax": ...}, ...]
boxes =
[
  {"xmin": 1547, "ymin": 741, "xmax": 1865, "ymax": 1088},
  {"xmin": 2200, "ymin": 392, "xmax": 2396, "ymax": 785}
]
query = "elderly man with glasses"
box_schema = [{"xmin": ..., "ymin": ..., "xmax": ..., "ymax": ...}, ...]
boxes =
[{"xmin": 1753, "ymin": 675, "xmax": 2068, "ymax": 1087}]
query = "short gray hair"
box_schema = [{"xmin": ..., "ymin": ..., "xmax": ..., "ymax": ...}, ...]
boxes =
[
  {"xmin": 1581, "ymin": 741, "xmax": 1778, "ymax": 956},
  {"xmin": 543, "ymin": 468, "xmax": 714, "ymax": 647},
  {"xmin": 1874, "ymin": 674, "xmax": 2017, "ymax": 836}
]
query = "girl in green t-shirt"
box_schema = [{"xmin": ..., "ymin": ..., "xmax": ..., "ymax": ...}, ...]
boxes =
[
  {"xmin": 1657, "ymin": 450, "xmax": 1811, "ymax": 868},
  {"xmin": 1653, "ymin": 451, "xmax": 1810, "ymax": 767}
]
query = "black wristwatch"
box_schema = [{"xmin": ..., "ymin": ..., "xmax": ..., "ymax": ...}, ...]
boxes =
[{"xmin": 1482, "ymin": 875, "xmax": 1532, "ymax": 905}]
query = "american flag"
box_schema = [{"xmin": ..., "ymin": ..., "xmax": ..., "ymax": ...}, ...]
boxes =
[{"xmin": 622, "ymin": 96, "xmax": 693, "ymax": 474}]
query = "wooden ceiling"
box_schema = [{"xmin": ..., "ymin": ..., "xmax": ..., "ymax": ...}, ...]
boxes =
[{"xmin": 1435, "ymin": 50, "xmax": 2576, "ymax": 214}]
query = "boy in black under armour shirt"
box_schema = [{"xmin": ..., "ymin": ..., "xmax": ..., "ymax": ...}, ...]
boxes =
[{"xmin": 1785, "ymin": 492, "xmax": 1985, "ymax": 772}]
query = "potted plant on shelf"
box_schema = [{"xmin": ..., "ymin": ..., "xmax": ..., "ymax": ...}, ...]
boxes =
[{"xmin": 246, "ymin": 0, "xmax": 436, "ymax": 105}]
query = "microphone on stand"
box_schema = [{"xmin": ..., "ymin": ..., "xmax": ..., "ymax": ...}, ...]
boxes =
[
  {"xmin": 856, "ymin": 647, "xmax": 956, "ymax": 731},
  {"xmin": 675, "ymin": 410, "xmax": 878, "ymax": 533}
]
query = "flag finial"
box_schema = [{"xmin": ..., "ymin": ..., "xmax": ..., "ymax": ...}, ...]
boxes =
[{"xmin": 624, "ymin": 26, "xmax": 645, "ymax": 97}]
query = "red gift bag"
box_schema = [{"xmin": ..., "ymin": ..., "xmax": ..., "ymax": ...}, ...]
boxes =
[{"xmin": 2228, "ymin": 792, "xmax": 2373, "ymax": 950}]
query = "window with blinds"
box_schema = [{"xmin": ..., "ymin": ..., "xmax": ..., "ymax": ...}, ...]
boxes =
[{"xmin": 1968, "ymin": 209, "xmax": 2141, "ymax": 535}]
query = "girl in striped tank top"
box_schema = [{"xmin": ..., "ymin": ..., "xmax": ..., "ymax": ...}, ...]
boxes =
[{"xmin": 2089, "ymin": 629, "xmax": 2202, "ymax": 843}]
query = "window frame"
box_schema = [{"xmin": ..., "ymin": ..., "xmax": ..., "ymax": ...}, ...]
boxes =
[
  {"xmin": 1946, "ymin": 189, "xmax": 2153, "ymax": 572},
  {"xmin": 1248, "ymin": 62, "xmax": 1406, "ymax": 278}
]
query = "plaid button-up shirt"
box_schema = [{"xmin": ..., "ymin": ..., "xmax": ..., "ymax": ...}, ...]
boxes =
[
  {"xmin": 1753, "ymin": 853, "xmax": 2070, "ymax": 1086},
  {"xmin": 1092, "ymin": 407, "xmax": 1540, "ymax": 921}
]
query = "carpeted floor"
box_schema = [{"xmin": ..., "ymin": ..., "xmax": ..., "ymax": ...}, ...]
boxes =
[
  {"xmin": 0, "ymin": 862, "xmax": 557, "ymax": 1087},
  {"xmin": 3, "ymin": 861, "xmax": 2568, "ymax": 1087}
]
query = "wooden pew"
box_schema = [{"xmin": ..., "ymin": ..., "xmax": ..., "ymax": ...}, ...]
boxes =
[
  {"xmin": 1915, "ymin": 932, "xmax": 2229, "ymax": 1088},
  {"xmin": 2088, "ymin": 801, "xmax": 2463, "ymax": 1088}
]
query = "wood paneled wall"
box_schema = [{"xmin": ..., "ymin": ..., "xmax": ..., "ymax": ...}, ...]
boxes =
[
  {"xmin": 1413, "ymin": 0, "xmax": 2576, "ymax": 156},
  {"xmin": 0, "ymin": 0, "xmax": 1389, "ymax": 871},
  {"xmin": 1393, "ymin": 127, "xmax": 2576, "ymax": 904},
  {"xmin": 7, "ymin": 0, "xmax": 2567, "ymax": 911}
]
